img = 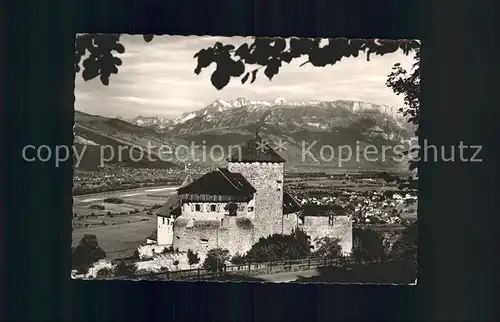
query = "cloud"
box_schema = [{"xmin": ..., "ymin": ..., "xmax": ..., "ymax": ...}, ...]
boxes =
[{"xmin": 75, "ymin": 35, "xmax": 416, "ymax": 118}]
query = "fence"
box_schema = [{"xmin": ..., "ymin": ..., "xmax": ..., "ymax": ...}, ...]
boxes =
[{"xmin": 127, "ymin": 255, "xmax": 381, "ymax": 281}]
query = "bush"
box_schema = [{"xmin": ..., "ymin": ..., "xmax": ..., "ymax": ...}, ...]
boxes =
[
  {"xmin": 89, "ymin": 204, "xmax": 105, "ymax": 210},
  {"xmin": 187, "ymin": 249, "xmax": 200, "ymax": 268},
  {"xmin": 230, "ymin": 252, "xmax": 247, "ymax": 265},
  {"xmin": 246, "ymin": 228, "xmax": 311, "ymax": 262},
  {"xmin": 202, "ymin": 248, "xmax": 230, "ymax": 273},
  {"xmin": 132, "ymin": 249, "xmax": 140, "ymax": 259},
  {"xmin": 352, "ymin": 227, "xmax": 387, "ymax": 264},
  {"xmin": 114, "ymin": 260, "xmax": 138, "ymax": 277},
  {"xmin": 313, "ymin": 237, "xmax": 343, "ymax": 259},
  {"xmin": 390, "ymin": 221, "xmax": 418, "ymax": 261},
  {"xmin": 103, "ymin": 197, "xmax": 124, "ymax": 204},
  {"xmin": 72, "ymin": 234, "xmax": 106, "ymax": 274},
  {"xmin": 96, "ymin": 267, "xmax": 114, "ymax": 278}
]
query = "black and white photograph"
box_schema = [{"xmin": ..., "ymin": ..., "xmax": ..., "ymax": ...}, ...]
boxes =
[{"xmin": 71, "ymin": 35, "xmax": 419, "ymax": 283}]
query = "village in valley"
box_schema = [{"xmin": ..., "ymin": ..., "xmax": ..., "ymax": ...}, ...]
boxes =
[{"xmin": 72, "ymin": 35, "xmax": 419, "ymax": 283}]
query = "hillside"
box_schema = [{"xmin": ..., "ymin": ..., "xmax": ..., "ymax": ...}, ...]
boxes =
[
  {"xmin": 74, "ymin": 98, "xmax": 417, "ymax": 171},
  {"xmin": 73, "ymin": 111, "xmax": 179, "ymax": 170}
]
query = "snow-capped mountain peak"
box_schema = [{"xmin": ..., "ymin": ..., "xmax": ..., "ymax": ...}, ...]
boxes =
[
  {"xmin": 274, "ymin": 97, "xmax": 286, "ymax": 104},
  {"xmin": 127, "ymin": 98, "xmax": 410, "ymax": 136}
]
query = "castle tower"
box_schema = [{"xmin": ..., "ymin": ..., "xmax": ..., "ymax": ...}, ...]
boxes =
[
  {"xmin": 227, "ymin": 129, "xmax": 286, "ymax": 241},
  {"xmin": 156, "ymin": 175, "xmax": 191, "ymax": 246}
]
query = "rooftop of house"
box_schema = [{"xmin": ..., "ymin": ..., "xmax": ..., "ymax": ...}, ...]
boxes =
[
  {"xmin": 177, "ymin": 167, "xmax": 256, "ymax": 196},
  {"xmin": 227, "ymin": 134, "xmax": 285, "ymax": 163}
]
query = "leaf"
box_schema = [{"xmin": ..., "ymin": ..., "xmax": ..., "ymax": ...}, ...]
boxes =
[
  {"xmin": 100, "ymin": 74, "xmax": 110, "ymax": 86},
  {"xmin": 82, "ymin": 67, "xmax": 98, "ymax": 81},
  {"xmin": 264, "ymin": 59, "xmax": 281, "ymax": 80},
  {"xmin": 230, "ymin": 60, "xmax": 245, "ymax": 77},
  {"xmin": 113, "ymin": 56, "xmax": 122, "ymax": 66},
  {"xmin": 222, "ymin": 44, "xmax": 235, "ymax": 51},
  {"xmin": 235, "ymin": 43, "xmax": 250, "ymax": 59},
  {"xmin": 143, "ymin": 34, "xmax": 154, "ymax": 42},
  {"xmin": 281, "ymin": 52, "xmax": 293, "ymax": 63},
  {"xmin": 241, "ymin": 72, "xmax": 250, "ymax": 84},
  {"xmin": 250, "ymin": 69, "xmax": 258, "ymax": 83},
  {"xmin": 289, "ymin": 37, "xmax": 313, "ymax": 56},
  {"xmin": 115, "ymin": 43, "xmax": 125, "ymax": 54},
  {"xmin": 271, "ymin": 37, "xmax": 286, "ymax": 52},
  {"xmin": 210, "ymin": 70, "xmax": 231, "ymax": 90},
  {"xmin": 193, "ymin": 48, "xmax": 215, "ymax": 74}
]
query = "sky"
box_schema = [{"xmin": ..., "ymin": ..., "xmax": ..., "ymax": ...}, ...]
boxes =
[{"xmin": 74, "ymin": 35, "xmax": 416, "ymax": 119}]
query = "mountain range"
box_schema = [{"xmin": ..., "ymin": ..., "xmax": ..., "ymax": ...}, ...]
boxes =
[{"xmin": 74, "ymin": 98, "xmax": 416, "ymax": 172}]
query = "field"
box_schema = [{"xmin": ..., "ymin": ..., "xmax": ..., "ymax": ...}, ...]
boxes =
[
  {"xmin": 72, "ymin": 219, "xmax": 157, "ymax": 259},
  {"xmin": 72, "ymin": 185, "xmax": 178, "ymax": 259}
]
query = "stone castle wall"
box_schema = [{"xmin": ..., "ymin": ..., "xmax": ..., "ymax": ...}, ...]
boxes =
[
  {"xmin": 282, "ymin": 212, "xmax": 300, "ymax": 235},
  {"xmin": 300, "ymin": 215, "xmax": 353, "ymax": 255},
  {"xmin": 157, "ymin": 215, "xmax": 174, "ymax": 246},
  {"xmin": 181, "ymin": 200, "xmax": 254, "ymax": 221},
  {"xmin": 227, "ymin": 162, "xmax": 285, "ymax": 241},
  {"xmin": 172, "ymin": 216, "xmax": 254, "ymax": 260}
]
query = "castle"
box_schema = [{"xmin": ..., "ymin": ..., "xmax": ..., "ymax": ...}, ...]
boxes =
[{"xmin": 155, "ymin": 134, "xmax": 352, "ymax": 258}]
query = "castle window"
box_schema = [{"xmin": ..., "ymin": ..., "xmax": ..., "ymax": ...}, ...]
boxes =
[
  {"xmin": 328, "ymin": 215, "xmax": 334, "ymax": 226},
  {"xmin": 248, "ymin": 206, "xmax": 254, "ymax": 212},
  {"xmin": 210, "ymin": 204, "xmax": 217, "ymax": 212},
  {"xmin": 225, "ymin": 202, "xmax": 238, "ymax": 216},
  {"xmin": 195, "ymin": 204, "xmax": 201, "ymax": 212},
  {"xmin": 162, "ymin": 218, "xmax": 166, "ymax": 225}
]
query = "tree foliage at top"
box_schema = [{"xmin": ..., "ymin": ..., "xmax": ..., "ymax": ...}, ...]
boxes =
[
  {"xmin": 75, "ymin": 35, "xmax": 418, "ymax": 92},
  {"xmin": 192, "ymin": 38, "xmax": 419, "ymax": 89},
  {"xmin": 386, "ymin": 49, "xmax": 421, "ymax": 170},
  {"xmin": 74, "ymin": 34, "xmax": 154, "ymax": 85}
]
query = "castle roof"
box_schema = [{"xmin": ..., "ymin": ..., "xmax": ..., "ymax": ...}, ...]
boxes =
[
  {"xmin": 177, "ymin": 168, "xmax": 256, "ymax": 196},
  {"xmin": 283, "ymin": 189, "xmax": 302, "ymax": 215},
  {"xmin": 158, "ymin": 194, "xmax": 181, "ymax": 218},
  {"xmin": 227, "ymin": 135, "xmax": 285, "ymax": 163}
]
